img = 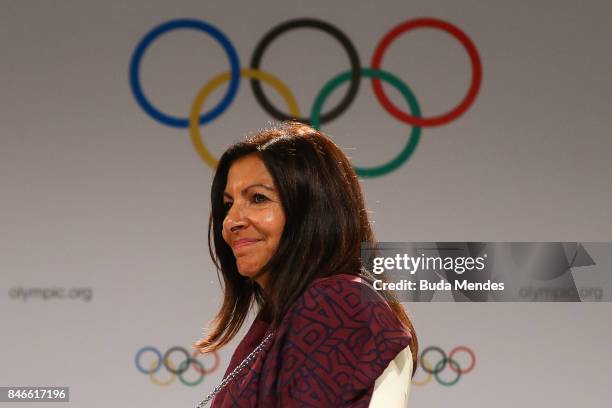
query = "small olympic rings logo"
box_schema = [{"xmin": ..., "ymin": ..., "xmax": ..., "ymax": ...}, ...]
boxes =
[
  {"xmin": 129, "ymin": 17, "xmax": 482, "ymax": 177},
  {"xmin": 134, "ymin": 346, "xmax": 220, "ymax": 387},
  {"xmin": 411, "ymin": 346, "xmax": 476, "ymax": 387}
]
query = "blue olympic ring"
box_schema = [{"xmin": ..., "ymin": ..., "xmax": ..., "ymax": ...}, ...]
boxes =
[
  {"xmin": 135, "ymin": 346, "xmax": 162, "ymax": 374},
  {"xmin": 129, "ymin": 19, "xmax": 241, "ymax": 128}
]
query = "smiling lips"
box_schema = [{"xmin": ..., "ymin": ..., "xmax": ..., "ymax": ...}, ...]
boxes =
[{"xmin": 232, "ymin": 238, "xmax": 262, "ymax": 251}]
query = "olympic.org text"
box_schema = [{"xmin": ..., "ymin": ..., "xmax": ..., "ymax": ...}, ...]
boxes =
[
  {"xmin": 9, "ymin": 287, "xmax": 93, "ymax": 302},
  {"xmin": 519, "ymin": 286, "xmax": 603, "ymax": 301},
  {"xmin": 372, "ymin": 253, "xmax": 487, "ymax": 275}
]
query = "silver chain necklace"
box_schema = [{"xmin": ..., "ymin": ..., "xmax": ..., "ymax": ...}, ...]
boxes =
[{"xmin": 195, "ymin": 330, "xmax": 275, "ymax": 407}]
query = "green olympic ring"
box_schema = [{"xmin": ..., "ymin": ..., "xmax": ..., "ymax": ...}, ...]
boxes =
[
  {"xmin": 177, "ymin": 358, "xmax": 206, "ymax": 386},
  {"xmin": 311, "ymin": 68, "xmax": 421, "ymax": 178},
  {"xmin": 433, "ymin": 357, "xmax": 461, "ymax": 386}
]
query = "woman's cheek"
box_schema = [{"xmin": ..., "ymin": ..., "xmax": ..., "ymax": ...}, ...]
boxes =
[{"xmin": 260, "ymin": 209, "xmax": 277, "ymax": 224}]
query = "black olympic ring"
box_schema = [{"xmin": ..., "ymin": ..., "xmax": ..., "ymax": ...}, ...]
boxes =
[
  {"xmin": 249, "ymin": 18, "xmax": 361, "ymax": 125},
  {"xmin": 420, "ymin": 346, "xmax": 447, "ymax": 375},
  {"xmin": 163, "ymin": 346, "xmax": 192, "ymax": 375}
]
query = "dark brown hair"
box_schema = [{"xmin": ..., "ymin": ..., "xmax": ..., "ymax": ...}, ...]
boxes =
[{"xmin": 194, "ymin": 121, "xmax": 418, "ymax": 373}]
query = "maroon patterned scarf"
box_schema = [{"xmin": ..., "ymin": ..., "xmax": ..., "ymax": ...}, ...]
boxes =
[{"xmin": 211, "ymin": 274, "xmax": 412, "ymax": 407}]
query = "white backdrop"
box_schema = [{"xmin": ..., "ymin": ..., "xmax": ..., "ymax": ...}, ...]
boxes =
[{"xmin": 2, "ymin": 0, "xmax": 612, "ymax": 406}]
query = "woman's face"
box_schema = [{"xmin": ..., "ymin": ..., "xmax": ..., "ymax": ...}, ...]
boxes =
[{"xmin": 222, "ymin": 154, "xmax": 285, "ymax": 288}]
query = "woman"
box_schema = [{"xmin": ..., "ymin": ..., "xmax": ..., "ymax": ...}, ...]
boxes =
[{"xmin": 194, "ymin": 121, "xmax": 417, "ymax": 407}]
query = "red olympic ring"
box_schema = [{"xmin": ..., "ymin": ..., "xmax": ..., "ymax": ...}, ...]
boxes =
[
  {"xmin": 448, "ymin": 345, "xmax": 476, "ymax": 374},
  {"xmin": 191, "ymin": 350, "xmax": 220, "ymax": 375},
  {"xmin": 371, "ymin": 18, "xmax": 482, "ymax": 127}
]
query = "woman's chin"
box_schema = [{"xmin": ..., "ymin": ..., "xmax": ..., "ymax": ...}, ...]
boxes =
[
  {"xmin": 237, "ymin": 267, "xmax": 268, "ymax": 287},
  {"xmin": 237, "ymin": 265, "xmax": 259, "ymax": 280}
]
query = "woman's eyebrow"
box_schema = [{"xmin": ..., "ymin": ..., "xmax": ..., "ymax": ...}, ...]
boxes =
[{"xmin": 223, "ymin": 183, "xmax": 276, "ymax": 199}]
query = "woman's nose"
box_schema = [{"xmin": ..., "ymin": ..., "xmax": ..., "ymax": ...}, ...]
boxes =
[{"xmin": 224, "ymin": 202, "xmax": 247, "ymax": 233}]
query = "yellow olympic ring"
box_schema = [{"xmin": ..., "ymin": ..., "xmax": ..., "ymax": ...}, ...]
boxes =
[
  {"xmin": 149, "ymin": 358, "xmax": 176, "ymax": 386},
  {"xmin": 411, "ymin": 356, "xmax": 433, "ymax": 386},
  {"xmin": 189, "ymin": 68, "xmax": 300, "ymax": 168}
]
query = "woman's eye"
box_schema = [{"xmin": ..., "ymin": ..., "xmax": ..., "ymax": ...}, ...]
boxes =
[
  {"xmin": 223, "ymin": 201, "xmax": 232, "ymax": 212},
  {"xmin": 253, "ymin": 193, "xmax": 268, "ymax": 203}
]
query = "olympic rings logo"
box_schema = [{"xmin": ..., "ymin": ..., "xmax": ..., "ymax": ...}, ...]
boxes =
[
  {"xmin": 411, "ymin": 346, "xmax": 476, "ymax": 387},
  {"xmin": 129, "ymin": 17, "xmax": 482, "ymax": 177},
  {"xmin": 134, "ymin": 346, "xmax": 221, "ymax": 387}
]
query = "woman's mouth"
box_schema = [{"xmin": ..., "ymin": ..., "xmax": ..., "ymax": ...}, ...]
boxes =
[{"xmin": 233, "ymin": 238, "xmax": 262, "ymax": 250}]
